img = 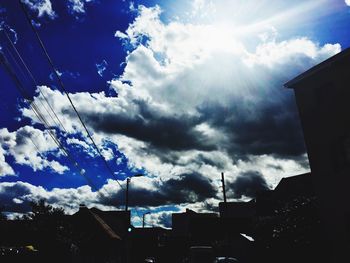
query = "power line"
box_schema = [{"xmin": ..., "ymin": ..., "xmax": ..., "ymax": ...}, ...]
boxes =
[
  {"xmin": 0, "ymin": 49, "xmax": 105, "ymax": 196},
  {"xmin": 1, "ymin": 28, "xmax": 68, "ymax": 134},
  {"xmin": 0, "ymin": 42, "xmax": 67, "ymax": 162},
  {"xmin": 19, "ymin": 0, "xmax": 123, "ymax": 189},
  {"xmin": 0, "ymin": 43, "xmax": 123, "ymax": 208},
  {"xmin": 3, "ymin": 44, "xmax": 60, "ymax": 131},
  {"xmin": 1, "ymin": 50, "xmax": 69, "ymax": 158},
  {"xmin": 17, "ymin": 2, "xmax": 147, "ymax": 216}
]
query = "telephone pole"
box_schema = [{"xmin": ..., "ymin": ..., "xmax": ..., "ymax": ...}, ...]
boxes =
[
  {"xmin": 221, "ymin": 172, "xmax": 227, "ymax": 203},
  {"xmin": 125, "ymin": 174, "xmax": 143, "ymax": 211},
  {"xmin": 125, "ymin": 178, "xmax": 130, "ymax": 211}
]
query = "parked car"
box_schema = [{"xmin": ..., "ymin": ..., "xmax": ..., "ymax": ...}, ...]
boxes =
[
  {"xmin": 144, "ymin": 256, "xmax": 156, "ymax": 263},
  {"xmin": 214, "ymin": 256, "xmax": 238, "ymax": 263}
]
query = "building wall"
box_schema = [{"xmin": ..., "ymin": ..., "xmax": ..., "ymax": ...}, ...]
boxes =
[
  {"xmin": 219, "ymin": 202, "xmax": 256, "ymax": 218},
  {"xmin": 172, "ymin": 213, "xmax": 190, "ymax": 236},
  {"xmin": 291, "ymin": 54, "xmax": 350, "ymax": 261}
]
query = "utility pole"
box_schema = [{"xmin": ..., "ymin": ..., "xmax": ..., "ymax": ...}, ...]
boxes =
[
  {"xmin": 221, "ymin": 172, "xmax": 227, "ymax": 203},
  {"xmin": 125, "ymin": 174, "xmax": 143, "ymax": 211},
  {"xmin": 125, "ymin": 178, "xmax": 130, "ymax": 211}
]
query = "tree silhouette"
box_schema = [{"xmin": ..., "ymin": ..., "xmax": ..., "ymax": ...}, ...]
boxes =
[
  {"xmin": 253, "ymin": 195, "xmax": 325, "ymax": 263},
  {"xmin": 28, "ymin": 199, "xmax": 65, "ymax": 221},
  {"xmin": 26, "ymin": 199, "xmax": 72, "ymax": 262}
]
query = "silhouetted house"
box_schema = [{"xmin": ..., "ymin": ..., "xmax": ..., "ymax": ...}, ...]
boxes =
[
  {"xmin": 255, "ymin": 190, "xmax": 275, "ymax": 216},
  {"xmin": 254, "ymin": 173, "xmax": 313, "ymax": 216},
  {"xmin": 170, "ymin": 209, "xmax": 255, "ymax": 261},
  {"xmin": 172, "ymin": 209, "xmax": 218, "ymax": 237},
  {"xmin": 88, "ymin": 207, "xmax": 131, "ymax": 238},
  {"xmin": 219, "ymin": 202, "xmax": 255, "ymax": 233},
  {"xmin": 219, "ymin": 202, "xmax": 255, "ymax": 219},
  {"xmin": 274, "ymin": 172, "xmax": 313, "ymax": 200},
  {"xmin": 171, "ymin": 209, "xmax": 220, "ymax": 249},
  {"xmin": 71, "ymin": 205, "xmax": 130, "ymax": 263},
  {"xmin": 284, "ymin": 47, "xmax": 350, "ymax": 261},
  {"xmin": 129, "ymin": 227, "xmax": 170, "ymax": 263}
]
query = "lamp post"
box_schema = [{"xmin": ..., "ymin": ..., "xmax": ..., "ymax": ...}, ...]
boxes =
[
  {"xmin": 142, "ymin": 211, "xmax": 151, "ymax": 228},
  {"xmin": 125, "ymin": 173, "xmax": 143, "ymax": 211}
]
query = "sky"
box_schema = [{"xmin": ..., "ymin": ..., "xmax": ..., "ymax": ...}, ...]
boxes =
[{"xmin": 0, "ymin": 0, "xmax": 350, "ymax": 227}]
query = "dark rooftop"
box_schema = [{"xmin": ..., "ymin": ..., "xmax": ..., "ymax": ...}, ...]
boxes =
[
  {"xmin": 274, "ymin": 172, "xmax": 313, "ymax": 198},
  {"xmin": 284, "ymin": 47, "xmax": 350, "ymax": 89}
]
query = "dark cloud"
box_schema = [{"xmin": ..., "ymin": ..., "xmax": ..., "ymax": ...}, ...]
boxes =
[
  {"xmin": 228, "ymin": 170, "xmax": 270, "ymax": 199},
  {"xmin": 74, "ymin": 63, "xmax": 308, "ymax": 167},
  {"xmin": 195, "ymin": 153, "xmax": 227, "ymax": 170},
  {"xmin": 83, "ymin": 101, "xmax": 216, "ymax": 152},
  {"xmin": 160, "ymin": 172, "xmax": 217, "ymax": 203},
  {"xmin": 100, "ymin": 172, "xmax": 217, "ymax": 207},
  {"xmin": 0, "ymin": 182, "xmax": 34, "ymax": 213},
  {"xmin": 158, "ymin": 212, "xmax": 172, "ymax": 228},
  {"xmin": 0, "ymin": 172, "xmax": 217, "ymax": 216},
  {"xmin": 198, "ymin": 92, "xmax": 306, "ymax": 160},
  {"xmin": 80, "ymin": 90, "xmax": 306, "ymax": 166}
]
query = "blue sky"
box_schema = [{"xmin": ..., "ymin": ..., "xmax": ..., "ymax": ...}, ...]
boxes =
[{"xmin": 1, "ymin": 0, "xmax": 350, "ymax": 226}]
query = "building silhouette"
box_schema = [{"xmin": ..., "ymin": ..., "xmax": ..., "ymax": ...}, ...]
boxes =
[
  {"xmin": 70, "ymin": 205, "xmax": 130, "ymax": 262},
  {"xmin": 285, "ymin": 47, "xmax": 350, "ymax": 262}
]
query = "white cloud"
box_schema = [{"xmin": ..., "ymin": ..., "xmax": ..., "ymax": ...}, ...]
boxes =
[
  {"xmin": 0, "ymin": 177, "xmax": 215, "ymax": 227},
  {"xmin": 22, "ymin": 0, "xmax": 96, "ymax": 19},
  {"xmin": 22, "ymin": 0, "xmax": 57, "ymax": 19},
  {"xmin": 0, "ymin": 126, "xmax": 68, "ymax": 174},
  {"xmin": 191, "ymin": 0, "xmax": 216, "ymax": 18},
  {"xmin": 68, "ymin": 0, "xmax": 85, "ymax": 13},
  {"xmin": 66, "ymin": 137, "xmax": 96, "ymax": 157},
  {"xmin": 113, "ymin": 5, "xmax": 340, "ymax": 114},
  {"xmin": 68, "ymin": 0, "xmax": 94, "ymax": 14},
  {"xmin": 245, "ymin": 38, "xmax": 341, "ymax": 67},
  {"xmin": 146, "ymin": 210, "xmax": 174, "ymax": 228},
  {"xmin": 346, "ymin": 0, "xmax": 350, "ymax": 7},
  {"xmin": 0, "ymin": 179, "xmax": 177, "ymax": 227},
  {"xmin": 112, "ymin": 5, "xmax": 337, "ymax": 188},
  {"xmin": 234, "ymin": 154, "xmax": 309, "ymax": 189},
  {"xmin": 0, "ymin": 147, "xmax": 15, "ymax": 176},
  {"xmin": 101, "ymin": 147, "xmax": 114, "ymax": 161},
  {"xmin": 16, "ymin": 4, "xmax": 340, "ymax": 207},
  {"xmin": 96, "ymin": 59, "xmax": 108, "ymax": 77},
  {"xmin": 0, "ymin": 181, "xmax": 97, "ymax": 214}
]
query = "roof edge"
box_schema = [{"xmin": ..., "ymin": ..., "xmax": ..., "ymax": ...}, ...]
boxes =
[{"xmin": 284, "ymin": 47, "xmax": 350, "ymax": 89}]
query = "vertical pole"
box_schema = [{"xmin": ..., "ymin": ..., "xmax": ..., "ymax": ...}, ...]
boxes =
[
  {"xmin": 125, "ymin": 178, "xmax": 130, "ymax": 211},
  {"xmin": 142, "ymin": 213, "xmax": 145, "ymax": 228},
  {"xmin": 221, "ymin": 172, "xmax": 227, "ymax": 203}
]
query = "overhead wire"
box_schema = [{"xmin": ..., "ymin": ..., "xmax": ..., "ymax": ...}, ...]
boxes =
[
  {"xmin": 1, "ymin": 29, "xmax": 68, "ymax": 134},
  {"xmin": 0, "ymin": 48, "xmax": 106, "ymax": 197},
  {"xmin": 1, "ymin": 49, "xmax": 71, "ymax": 159},
  {"xmin": 19, "ymin": 0, "xmax": 124, "ymax": 190},
  {"xmin": 0, "ymin": 32, "xmax": 124, "ymax": 205},
  {"xmin": 9, "ymin": 1, "xmax": 147, "ymax": 216},
  {"xmin": 3, "ymin": 44, "xmax": 59, "ymax": 131},
  {"xmin": 0, "ymin": 32, "xmax": 123, "ymax": 208},
  {"xmin": 0, "ymin": 44, "xmax": 65, "ymax": 155}
]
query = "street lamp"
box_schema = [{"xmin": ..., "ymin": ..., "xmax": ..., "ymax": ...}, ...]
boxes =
[
  {"xmin": 125, "ymin": 173, "xmax": 144, "ymax": 211},
  {"xmin": 142, "ymin": 211, "xmax": 151, "ymax": 228}
]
